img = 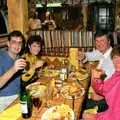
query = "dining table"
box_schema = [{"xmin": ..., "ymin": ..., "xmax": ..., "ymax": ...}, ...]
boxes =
[{"xmin": 0, "ymin": 69, "xmax": 90, "ymax": 120}]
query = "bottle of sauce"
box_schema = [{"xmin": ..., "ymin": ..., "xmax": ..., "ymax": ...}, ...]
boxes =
[{"xmin": 60, "ymin": 59, "xmax": 68, "ymax": 81}]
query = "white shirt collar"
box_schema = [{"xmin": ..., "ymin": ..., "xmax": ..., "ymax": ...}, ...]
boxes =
[
  {"xmin": 97, "ymin": 47, "xmax": 112, "ymax": 69},
  {"xmin": 103, "ymin": 47, "xmax": 112, "ymax": 58}
]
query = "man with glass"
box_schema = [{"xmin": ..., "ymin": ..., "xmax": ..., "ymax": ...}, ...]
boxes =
[
  {"xmin": 77, "ymin": 30, "xmax": 115, "ymax": 117},
  {"xmin": 0, "ymin": 30, "xmax": 26, "ymax": 112}
]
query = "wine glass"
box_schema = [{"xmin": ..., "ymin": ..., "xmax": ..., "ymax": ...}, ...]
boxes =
[{"xmin": 32, "ymin": 96, "xmax": 42, "ymax": 119}]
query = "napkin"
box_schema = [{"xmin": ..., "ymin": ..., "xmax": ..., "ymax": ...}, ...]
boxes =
[
  {"xmin": 84, "ymin": 106, "xmax": 98, "ymax": 114},
  {"xmin": 0, "ymin": 95, "xmax": 18, "ymax": 113},
  {"xmin": 0, "ymin": 103, "xmax": 21, "ymax": 120}
]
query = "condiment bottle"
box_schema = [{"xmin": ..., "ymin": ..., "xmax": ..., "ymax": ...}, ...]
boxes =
[{"xmin": 60, "ymin": 59, "xmax": 68, "ymax": 81}]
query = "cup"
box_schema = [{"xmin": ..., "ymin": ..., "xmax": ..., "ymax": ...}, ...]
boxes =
[
  {"xmin": 95, "ymin": 69, "xmax": 106, "ymax": 80},
  {"xmin": 45, "ymin": 80, "xmax": 53, "ymax": 108},
  {"xmin": 96, "ymin": 69, "xmax": 103, "ymax": 77}
]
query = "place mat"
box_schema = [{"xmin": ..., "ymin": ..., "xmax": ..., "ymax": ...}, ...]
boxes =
[
  {"xmin": 0, "ymin": 103, "xmax": 21, "ymax": 120},
  {"xmin": 0, "ymin": 95, "xmax": 18, "ymax": 113}
]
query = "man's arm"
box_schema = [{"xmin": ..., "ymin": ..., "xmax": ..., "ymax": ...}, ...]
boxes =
[
  {"xmin": 85, "ymin": 49, "xmax": 102, "ymax": 61},
  {"xmin": 0, "ymin": 59, "xmax": 26, "ymax": 88}
]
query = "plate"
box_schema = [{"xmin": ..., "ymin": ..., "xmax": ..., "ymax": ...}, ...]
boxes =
[
  {"xmin": 60, "ymin": 84, "xmax": 85, "ymax": 99},
  {"xmin": 69, "ymin": 71, "xmax": 88, "ymax": 81},
  {"xmin": 41, "ymin": 104, "xmax": 75, "ymax": 120}
]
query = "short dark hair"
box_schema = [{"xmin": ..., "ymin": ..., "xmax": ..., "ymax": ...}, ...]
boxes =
[
  {"xmin": 27, "ymin": 35, "xmax": 43, "ymax": 46},
  {"xmin": 8, "ymin": 30, "xmax": 25, "ymax": 42},
  {"xmin": 94, "ymin": 29, "xmax": 109, "ymax": 39},
  {"xmin": 8, "ymin": 30, "xmax": 26, "ymax": 55}
]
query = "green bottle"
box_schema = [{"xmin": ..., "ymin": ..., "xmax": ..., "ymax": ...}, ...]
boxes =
[{"xmin": 20, "ymin": 80, "xmax": 32, "ymax": 118}]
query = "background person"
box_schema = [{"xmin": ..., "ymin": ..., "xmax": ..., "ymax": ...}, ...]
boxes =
[
  {"xmin": 83, "ymin": 47, "xmax": 120, "ymax": 120},
  {"xmin": 28, "ymin": 11, "xmax": 42, "ymax": 31},
  {"xmin": 42, "ymin": 11, "xmax": 56, "ymax": 30}
]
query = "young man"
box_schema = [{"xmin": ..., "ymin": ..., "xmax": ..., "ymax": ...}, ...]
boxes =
[
  {"xmin": 0, "ymin": 30, "xmax": 26, "ymax": 96},
  {"xmin": 78, "ymin": 30, "xmax": 115, "ymax": 116}
]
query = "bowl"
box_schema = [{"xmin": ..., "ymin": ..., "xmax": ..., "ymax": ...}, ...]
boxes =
[{"xmin": 26, "ymin": 82, "xmax": 47, "ymax": 97}]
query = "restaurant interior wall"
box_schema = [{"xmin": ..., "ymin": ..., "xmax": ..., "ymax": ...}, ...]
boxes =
[{"xmin": 0, "ymin": 0, "xmax": 120, "ymax": 55}]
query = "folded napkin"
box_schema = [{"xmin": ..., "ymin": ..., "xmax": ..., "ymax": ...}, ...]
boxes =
[
  {"xmin": 84, "ymin": 106, "xmax": 98, "ymax": 114},
  {"xmin": 0, "ymin": 103, "xmax": 21, "ymax": 120}
]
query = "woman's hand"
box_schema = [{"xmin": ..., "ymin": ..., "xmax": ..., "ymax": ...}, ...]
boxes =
[
  {"xmin": 91, "ymin": 92, "xmax": 104, "ymax": 101},
  {"xmin": 82, "ymin": 113, "xmax": 96, "ymax": 120},
  {"xmin": 32, "ymin": 60, "xmax": 44, "ymax": 70},
  {"xmin": 76, "ymin": 51, "xmax": 85, "ymax": 61}
]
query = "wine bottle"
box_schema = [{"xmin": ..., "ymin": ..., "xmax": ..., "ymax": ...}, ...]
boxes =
[{"xmin": 20, "ymin": 80, "xmax": 32, "ymax": 118}]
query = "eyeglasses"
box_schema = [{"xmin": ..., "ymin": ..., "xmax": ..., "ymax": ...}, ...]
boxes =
[{"xmin": 10, "ymin": 40, "xmax": 22, "ymax": 45}]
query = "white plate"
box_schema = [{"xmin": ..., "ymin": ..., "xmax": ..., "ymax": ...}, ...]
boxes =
[{"xmin": 41, "ymin": 104, "xmax": 75, "ymax": 120}]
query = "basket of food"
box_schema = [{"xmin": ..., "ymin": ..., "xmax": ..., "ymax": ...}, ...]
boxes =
[
  {"xmin": 60, "ymin": 82, "xmax": 85, "ymax": 99},
  {"xmin": 26, "ymin": 82, "xmax": 47, "ymax": 97}
]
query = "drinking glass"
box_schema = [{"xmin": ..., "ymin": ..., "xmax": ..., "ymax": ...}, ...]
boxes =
[
  {"xmin": 20, "ymin": 56, "xmax": 30, "ymax": 72},
  {"xmin": 32, "ymin": 96, "xmax": 42, "ymax": 119},
  {"xmin": 45, "ymin": 80, "xmax": 52, "ymax": 108}
]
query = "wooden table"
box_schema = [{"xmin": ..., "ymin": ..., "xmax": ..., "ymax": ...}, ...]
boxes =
[{"xmin": 5, "ymin": 75, "xmax": 89, "ymax": 120}]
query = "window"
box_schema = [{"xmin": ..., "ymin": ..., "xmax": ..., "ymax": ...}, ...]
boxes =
[{"xmin": 87, "ymin": 1, "xmax": 115, "ymax": 31}]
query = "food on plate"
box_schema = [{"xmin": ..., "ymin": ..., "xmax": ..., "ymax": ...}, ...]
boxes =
[
  {"xmin": 69, "ymin": 71, "xmax": 88, "ymax": 81},
  {"xmin": 41, "ymin": 104, "xmax": 74, "ymax": 120},
  {"xmin": 55, "ymin": 80, "xmax": 63, "ymax": 88},
  {"xmin": 61, "ymin": 82, "xmax": 84, "ymax": 99}
]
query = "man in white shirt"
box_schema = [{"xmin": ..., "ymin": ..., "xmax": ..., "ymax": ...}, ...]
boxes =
[
  {"xmin": 85, "ymin": 46, "xmax": 115, "ymax": 80},
  {"xmin": 78, "ymin": 30, "xmax": 115, "ymax": 117}
]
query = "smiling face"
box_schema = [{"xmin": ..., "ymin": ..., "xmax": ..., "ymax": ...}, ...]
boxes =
[
  {"xmin": 29, "ymin": 42, "xmax": 41, "ymax": 56},
  {"xmin": 95, "ymin": 35, "xmax": 110, "ymax": 54},
  {"xmin": 7, "ymin": 36, "xmax": 23, "ymax": 55},
  {"xmin": 113, "ymin": 55, "xmax": 120, "ymax": 72}
]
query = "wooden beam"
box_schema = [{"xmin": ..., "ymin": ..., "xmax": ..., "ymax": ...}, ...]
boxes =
[{"xmin": 7, "ymin": 0, "xmax": 28, "ymax": 36}]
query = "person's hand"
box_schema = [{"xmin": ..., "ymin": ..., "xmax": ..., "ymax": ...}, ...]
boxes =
[
  {"xmin": 48, "ymin": 64, "xmax": 55, "ymax": 69},
  {"xmin": 76, "ymin": 51, "xmax": 85, "ymax": 61},
  {"xmin": 32, "ymin": 60, "xmax": 44, "ymax": 70},
  {"xmin": 92, "ymin": 69, "xmax": 102, "ymax": 79},
  {"xmin": 13, "ymin": 59, "xmax": 26, "ymax": 72},
  {"xmin": 82, "ymin": 113, "xmax": 96, "ymax": 120},
  {"xmin": 91, "ymin": 92, "xmax": 104, "ymax": 101}
]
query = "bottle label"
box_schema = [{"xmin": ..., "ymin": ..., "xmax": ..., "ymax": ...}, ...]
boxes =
[
  {"xmin": 20, "ymin": 101, "xmax": 28, "ymax": 114},
  {"xmin": 60, "ymin": 73, "xmax": 67, "ymax": 80},
  {"xmin": 61, "ymin": 68, "xmax": 67, "ymax": 73}
]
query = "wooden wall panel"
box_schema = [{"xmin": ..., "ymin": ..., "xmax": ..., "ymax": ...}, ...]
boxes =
[{"xmin": 7, "ymin": 0, "xmax": 28, "ymax": 36}]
